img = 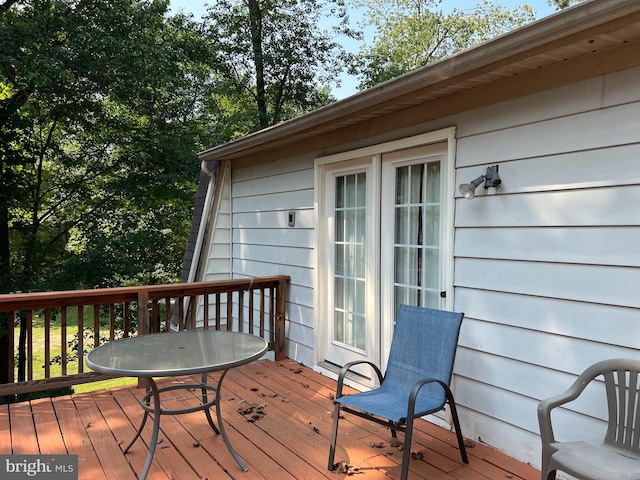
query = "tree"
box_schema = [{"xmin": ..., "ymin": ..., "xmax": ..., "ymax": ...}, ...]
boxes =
[
  {"xmin": 352, "ymin": 0, "xmax": 535, "ymax": 89},
  {"xmin": 202, "ymin": 0, "xmax": 360, "ymax": 131},
  {"xmin": 0, "ymin": 0, "xmax": 219, "ymax": 383},
  {"xmin": 1, "ymin": 1, "xmax": 217, "ymax": 293},
  {"xmin": 548, "ymin": 0, "xmax": 585, "ymax": 9}
]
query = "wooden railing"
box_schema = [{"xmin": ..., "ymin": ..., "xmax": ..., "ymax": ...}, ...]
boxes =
[{"xmin": 0, "ymin": 275, "xmax": 289, "ymax": 397}]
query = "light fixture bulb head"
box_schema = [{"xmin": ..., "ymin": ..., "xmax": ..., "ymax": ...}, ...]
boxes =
[{"xmin": 459, "ymin": 176, "xmax": 485, "ymax": 199}]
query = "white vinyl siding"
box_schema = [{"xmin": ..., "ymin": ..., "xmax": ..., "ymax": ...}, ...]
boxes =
[
  {"xmin": 203, "ymin": 161, "xmax": 232, "ymax": 280},
  {"xmin": 195, "ymin": 162, "xmax": 233, "ymax": 329},
  {"xmin": 231, "ymin": 157, "xmax": 316, "ymax": 364},
  {"xmin": 451, "ymin": 65, "xmax": 640, "ymax": 463}
]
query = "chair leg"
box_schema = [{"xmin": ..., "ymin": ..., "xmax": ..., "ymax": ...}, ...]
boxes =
[
  {"xmin": 400, "ymin": 417, "xmax": 415, "ymax": 480},
  {"xmin": 327, "ymin": 403, "xmax": 342, "ymax": 470},
  {"xmin": 540, "ymin": 454, "xmax": 557, "ymax": 480},
  {"xmin": 447, "ymin": 396, "xmax": 468, "ymax": 464},
  {"xmin": 541, "ymin": 463, "xmax": 556, "ymax": 480}
]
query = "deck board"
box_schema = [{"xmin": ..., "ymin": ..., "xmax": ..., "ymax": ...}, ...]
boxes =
[
  {"xmin": 31, "ymin": 397, "xmax": 68, "ymax": 454},
  {"xmin": 8, "ymin": 400, "xmax": 40, "ymax": 454},
  {"xmin": 0, "ymin": 359, "xmax": 540, "ymax": 480}
]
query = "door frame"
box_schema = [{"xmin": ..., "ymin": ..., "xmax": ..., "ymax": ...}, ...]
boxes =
[
  {"xmin": 314, "ymin": 127, "xmax": 457, "ymax": 381},
  {"xmin": 321, "ymin": 157, "xmax": 381, "ymax": 374},
  {"xmin": 379, "ymin": 142, "xmax": 455, "ymax": 370}
]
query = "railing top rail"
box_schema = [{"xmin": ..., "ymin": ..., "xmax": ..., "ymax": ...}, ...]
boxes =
[{"xmin": 0, "ymin": 275, "xmax": 290, "ymax": 312}]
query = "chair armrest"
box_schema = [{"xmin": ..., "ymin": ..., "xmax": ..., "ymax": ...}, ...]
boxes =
[
  {"xmin": 406, "ymin": 378, "xmax": 450, "ymax": 420},
  {"xmin": 537, "ymin": 368, "xmax": 601, "ymax": 444},
  {"xmin": 335, "ymin": 360, "xmax": 384, "ymax": 399}
]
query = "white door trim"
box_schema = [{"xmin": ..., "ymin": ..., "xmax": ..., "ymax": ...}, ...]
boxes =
[{"xmin": 314, "ymin": 127, "xmax": 457, "ymax": 376}]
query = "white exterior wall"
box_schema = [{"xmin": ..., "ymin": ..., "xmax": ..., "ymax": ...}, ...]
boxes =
[
  {"xmin": 451, "ymin": 65, "xmax": 640, "ymax": 466},
  {"xmin": 203, "ymin": 161, "xmax": 232, "ymax": 280},
  {"xmin": 220, "ymin": 65, "xmax": 640, "ymax": 468},
  {"xmin": 231, "ymin": 158, "xmax": 317, "ymax": 365}
]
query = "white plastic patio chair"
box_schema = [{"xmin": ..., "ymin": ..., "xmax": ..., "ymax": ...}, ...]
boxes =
[{"xmin": 538, "ymin": 358, "xmax": 640, "ymax": 480}]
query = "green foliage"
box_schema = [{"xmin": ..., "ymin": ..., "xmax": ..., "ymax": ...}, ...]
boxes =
[
  {"xmin": 1, "ymin": 0, "xmax": 217, "ymax": 292},
  {"xmin": 547, "ymin": 0, "xmax": 585, "ymax": 9},
  {"xmin": 0, "ymin": 0, "xmax": 359, "ymax": 295},
  {"xmin": 352, "ymin": 0, "xmax": 535, "ymax": 89},
  {"xmin": 203, "ymin": 0, "xmax": 359, "ymax": 131}
]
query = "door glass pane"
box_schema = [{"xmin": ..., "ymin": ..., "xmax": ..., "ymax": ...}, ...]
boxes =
[
  {"xmin": 334, "ymin": 172, "xmax": 367, "ymax": 351},
  {"xmin": 393, "ymin": 162, "xmax": 440, "ymax": 309}
]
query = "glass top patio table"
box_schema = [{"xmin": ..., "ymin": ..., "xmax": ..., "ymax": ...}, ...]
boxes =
[
  {"xmin": 86, "ymin": 330, "xmax": 268, "ymax": 480},
  {"xmin": 86, "ymin": 330, "xmax": 268, "ymax": 377}
]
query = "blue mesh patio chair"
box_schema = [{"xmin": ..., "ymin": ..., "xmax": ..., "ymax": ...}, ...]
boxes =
[
  {"xmin": 538, "ymin": 358, "xmax": 640, "ymax": 480},
  {"xmin": 327, "ymin": 305, "xmax": 468, "ymax": 480}
]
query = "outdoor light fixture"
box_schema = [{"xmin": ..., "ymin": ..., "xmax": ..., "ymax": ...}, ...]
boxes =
[{"xmin": 459, "ymin": 165, "xmax": 502, "ymax": 199}]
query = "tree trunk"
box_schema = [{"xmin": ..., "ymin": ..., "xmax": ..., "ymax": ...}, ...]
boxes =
[{"xmin": 247, "ymin": 0, "xmax": 269, "ymax": 128}]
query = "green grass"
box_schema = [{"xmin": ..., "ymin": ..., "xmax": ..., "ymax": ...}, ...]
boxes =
[
  {"xmin": 74, "ymin": 377, "xmax": 138, "ymax": 393},
  {"xmin": 14, "ymin": 307, "xmax": 140, "ymax": 395}
]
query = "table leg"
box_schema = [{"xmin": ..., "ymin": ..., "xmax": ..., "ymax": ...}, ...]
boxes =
[
  {"xmin": 124, "ymin": 378, "xmax": 161, "ymax": 480},
  {"xmin": 201, "ymin": 373, "xmax": 220, "ymax": 434},
  {"xmin": 123, "ymin": 379, "xmax": 151, "ymax": 454},
  {"xmin": 216, "ymin": 369, "xmax": 249, "ymax": 472}
]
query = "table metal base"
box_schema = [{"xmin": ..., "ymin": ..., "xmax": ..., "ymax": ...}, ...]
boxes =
[{"xmin": 123, "ymin": 370, "xmax": 246, "ymax": 480}]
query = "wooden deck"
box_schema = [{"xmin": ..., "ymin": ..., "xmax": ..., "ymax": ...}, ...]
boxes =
[{"xmin": 0, "ymin": 359, "xmax": 540, "ymax": 480}]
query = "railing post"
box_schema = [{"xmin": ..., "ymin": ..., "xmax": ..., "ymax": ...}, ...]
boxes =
[
  {"xmin": 274, "ymin": 278, "xmax": 287, "ymax": 361},
  {"xmin": 1, "ymin": 311, "xmax": 14, "ymax": 401}
]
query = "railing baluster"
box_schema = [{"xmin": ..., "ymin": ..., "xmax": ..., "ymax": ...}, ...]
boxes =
[
  {"xmin": 204, "ymin": 293, "xmax": 209, "ymax": 330},
  {"xmin": 270, "ymin": 286, "xmax": 276, "ymax": 346},
  {"xmin": 138, "ymin": 291, "xmax": 150, "ymax": 334},
  {"xmin": 249, "ymin": 290, "xmax": 254, "ymax": 335},
  {"xmin": 215, "ymin": 293, "xmax": 221, "ymax": 330},
  {"xmin": 276, "ymin": 278, "xmax": 287, "ymax": 360},
  {"xmin": 92, "ymin": 306, "xmax": 99, "ymax": 347},
  {"xmin": 8, "ymin": 311, "xmax": 14, "ymax": 383},
  {"xmin": 259, "ymin": 289, "xmax": 265, "ymax": 339},
  {"xmin": 165, "ymin": 296, "xmax": 171, "ymax": 332},
  {"xmin": 239, "ymin": 290, "xmax": 245, "ymax": 333},
  {"xmin": 189, "ymin": 295, "xmax": 197, "ymax": 330},
  {"xmin": 26, "ymin": 310, "xmax": 33, "ymax": 381},
  {"xmin": 61, "ymin": 308, "xmax": 67, "ymax": 376},
  {"xmin": 44, "ymin": 309, "xmax": 51, "ymax": 379},
  {"xmin": 153, "ymin": 299, "xmax": 160, "ymax": 333},
  {"xmin": 178, "ymin": 296, "xmax": 184, "ymax": 331},
  {"xmin": 226, "ymin": 293, "xmax": 233, "ymax": 331},
  {"xmin": 77, "ymin": 306, "xmax": 84, "ymax": 374},
  {"xmin": 108, "ymin": 304, "xmax": 115, "ymax": 341},
  {"xmin": 124, "ymin": 302, "xmax": 131, "ymax": 337},
  {"xmin": 7, "ymin": 311, "xmax": 14, "ymax": 385}
]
